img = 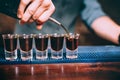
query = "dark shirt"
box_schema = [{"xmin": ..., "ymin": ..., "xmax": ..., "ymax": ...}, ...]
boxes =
[{"xmin": 0, "ymin": 0, "xmax": 20, "ymax": 19}]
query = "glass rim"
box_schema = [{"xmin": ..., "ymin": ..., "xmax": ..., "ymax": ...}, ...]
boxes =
[
  {"xmin": 50, "ymin": 33, "xmax": 65, "ymax": 37},
  {"xmin": 34, "ymin": 33, "xmax": 50, "ymax": 38},
  {"xmin": 65, "ymin": 33, "xmax": 80, "ymax": 38},
  {"xmin": 2, "ymin": 34, "xmax": 18, "ymax": 38},
  {"xmin": 18, "ymin": 34, "xmax": 33, "ymax": 38}
]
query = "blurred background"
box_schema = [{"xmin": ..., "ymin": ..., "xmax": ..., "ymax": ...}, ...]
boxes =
[{"xmin": 0, "ymin": 0, "xmax": 120, "ymax": 46}]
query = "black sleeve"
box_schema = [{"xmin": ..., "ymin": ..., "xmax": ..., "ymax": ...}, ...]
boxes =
[{"xmin": 0, "ymin": 0, "xmax": 20, "ymax": 19}]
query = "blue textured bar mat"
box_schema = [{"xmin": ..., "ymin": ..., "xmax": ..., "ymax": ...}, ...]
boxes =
[{"xmin": 0, "ymin": 46, "xmax": 120, "ymax": 65}]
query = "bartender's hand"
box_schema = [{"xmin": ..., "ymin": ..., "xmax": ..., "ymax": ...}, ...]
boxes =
[{"xmin": 17, "ymin": 0, "xmax": 55, "ymax": 29}]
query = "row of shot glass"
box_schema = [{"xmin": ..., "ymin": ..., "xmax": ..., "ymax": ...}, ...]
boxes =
[{"xmin": 2, "ymin": 33, "xmax": 80, "ymax": 61}]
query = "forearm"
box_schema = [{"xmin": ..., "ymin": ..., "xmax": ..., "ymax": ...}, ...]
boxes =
[
  {"xmin": 0, "ymin": 0, "xmax": 20, "ymax": 19},
  {"xmin": 91, "ymin": 16, "xmax": 120, "ymax": 44}
]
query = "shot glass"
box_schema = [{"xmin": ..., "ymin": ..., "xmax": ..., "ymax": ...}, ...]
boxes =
[
  {"xmin": 65, "ymin": 33, "xmax": 80, "ymax": 59},
  {"xmin": 34, "ymin": 34, "xmax": 49, "ymax": 59},
  {"xmin": 19, "ymin": 34, "xmax": 33, "ymax": 60},
  {"xmin": 50, "ymin": 33, "xmax": 64, "ymax": 59},
  {"xmin": 2, "ymin": 34, "xmax": 18, "ymax": 60}
]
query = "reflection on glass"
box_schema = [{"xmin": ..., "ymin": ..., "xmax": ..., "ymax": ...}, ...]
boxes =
[
  {"xmin": 19, "ymin": 34, "xmax": 33, "ymax": 60},
  {"xmin": 34, "ymin": 34, "xmax": 49, "ymax": 59},
  {"xmin": 65, "ymin": 33, "xmax": 80, "ymax": 59},
  {"xmin": 50, "ymin": 33, "xmax": 64, "ymax": 59},
  {"xmin": 2, "ymin": 34, "xmax": 18, "ymax": 60}
]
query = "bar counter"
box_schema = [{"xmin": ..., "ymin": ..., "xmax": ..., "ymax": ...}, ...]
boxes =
[
  {"xmin": 0, "ymin": 46, "xmax": 120, "ymax": 80},
  {"xmin": 0, "ymin": 62, "xmax": 120, "ymax": 80}
]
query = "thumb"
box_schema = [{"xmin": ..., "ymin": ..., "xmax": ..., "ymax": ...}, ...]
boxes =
[
  {"xmin": 36, "ymin": 24, "xmax": 43, "ymax": 30},
  {"xmin": 35, "ymin": 20, "xmax": 44, "ymax": 30}
]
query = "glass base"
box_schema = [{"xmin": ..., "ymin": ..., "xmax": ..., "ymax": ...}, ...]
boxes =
[
  {"xmin": 20, "ymin": 50, "xmax": 32, "ymax": 61},
  {"xmin": 5, "ymin": 50, "xmax": 17, "ymax": 60},
  {"xmin": 66, "ymin": 49, "xmax": 78, "ymax": 59},
  {"xmin": 51, "ymin": 50, "xmax": 63, "ymax": 59},
  {"xmin": 36, "ymin": 50, "xmax": 48, "ymax": 59}
]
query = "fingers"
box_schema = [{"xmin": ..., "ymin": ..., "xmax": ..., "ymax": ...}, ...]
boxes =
[
  {"xmin": 21, "ymin": 0, "xmax": 43, "ymax": 22},
  {"xmin": 35, "ymin": 1, "xmax": 55, "ymax": 30},
  {"xmin": 17, "ymin": 0, "xmax": 31, "ymax": 18},
  {"xmin": 32, "ymin": 0, "xmax": 51, "ymax": 20},
  {"xmin": 35, "ymin": 1, "xmax": 55, "ymax": 24},
  {"xmin": 28, "ymin": 18, "xmax": 34, "ymax": 23},
  {"xmin": 17, "ymin": 0, "xmax": 55, "ymax": 30}
]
